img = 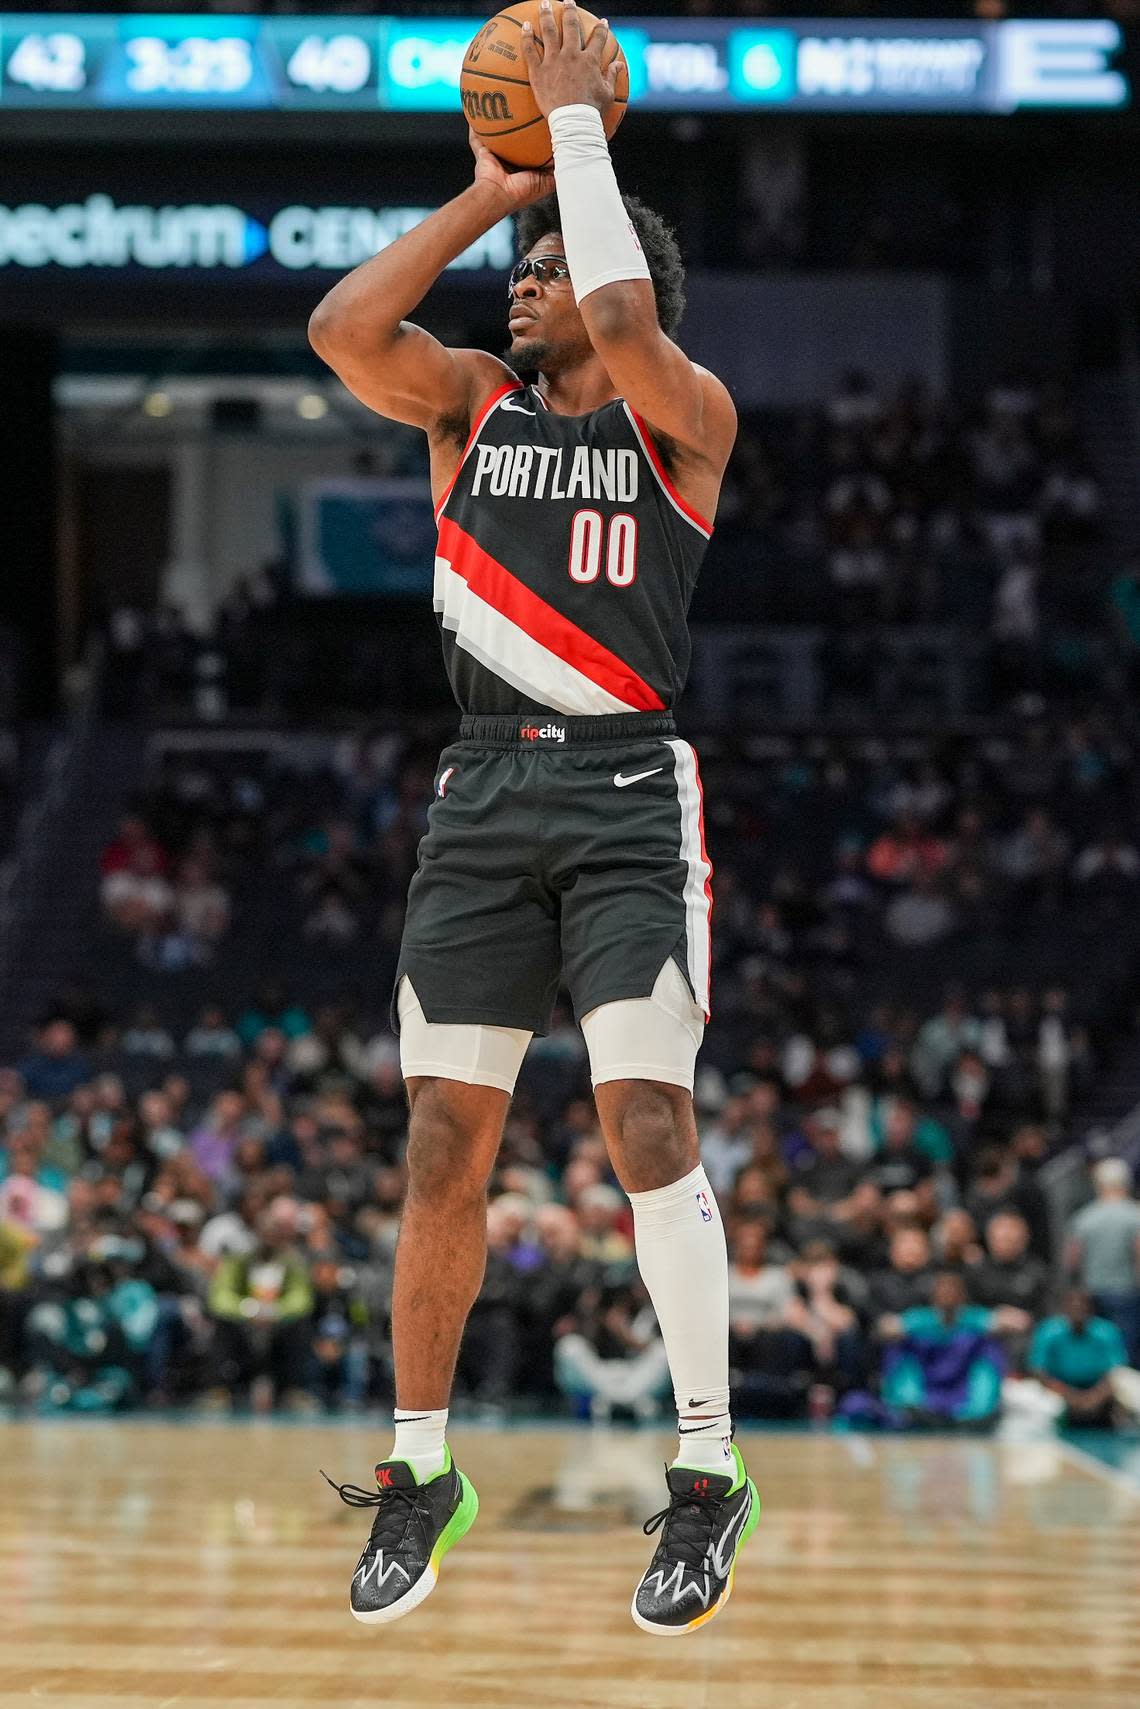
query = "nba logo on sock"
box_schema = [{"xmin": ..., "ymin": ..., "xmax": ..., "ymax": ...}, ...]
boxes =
[{"xmin": 696, "ymin": 1190, "xmax": 713, "ymax": 1223}]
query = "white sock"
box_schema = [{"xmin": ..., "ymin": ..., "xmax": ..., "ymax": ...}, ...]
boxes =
[
  {"xmin": 390, "ymin": 1407, "xmax": 448, "ymax": 1483},
  {"xmin": 628, "ymin": 1163, "xmax": 734, "ymax": 1475}
]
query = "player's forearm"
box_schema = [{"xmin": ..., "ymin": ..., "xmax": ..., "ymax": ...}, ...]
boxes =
[
  {"xmin": 309, "ymin": 182, "xmax": 510, "ymax": 347},
  {"xmin": 549, "ymin": 103, "xmax": 652, "ymax": 337}
]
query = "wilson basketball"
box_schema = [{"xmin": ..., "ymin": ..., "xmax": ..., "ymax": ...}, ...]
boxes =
[{"xmin": 461, "ymin": 1, "xmax": 629, "ymax": 170}]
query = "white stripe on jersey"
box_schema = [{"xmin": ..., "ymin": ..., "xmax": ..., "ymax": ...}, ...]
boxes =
[
  {"xmin": 434, "ymin": 558, "xmax": 638, "ymax": 717},
  {"xmin": 666, "ymin": 738, "xmax": 712, "ymax": 1017}
]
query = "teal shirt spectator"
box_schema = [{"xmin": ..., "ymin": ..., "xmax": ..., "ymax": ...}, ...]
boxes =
[
  {"xmin": 885, "ymin": 1304, "xmax": 1003, "ymax": 1421},
  {"xmin": 1028, "ymin": 1315, "xmax": 1127, "ymax": 1389},
  {"xmin": 0, "ymin": 1151, "xmax": 69, "ymax": 1196},
  {"xmin": 901, "ymin": 1304, "xmax": 993, "ymax": 1342},
  {"xmin": 236, "ymin": 1004, "xmax": 311, "ymax": 1047},
  {"xmin": 869, "ymin": 1103, "xmax": 953, "ymax": 1165}
]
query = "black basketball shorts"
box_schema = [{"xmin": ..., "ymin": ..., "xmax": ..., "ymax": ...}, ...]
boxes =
[{"xmin": 393, "ymin": 712, "xmax": 712, "ymax": 1036}]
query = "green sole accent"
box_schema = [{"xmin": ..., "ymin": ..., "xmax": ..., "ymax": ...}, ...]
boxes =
[
  {"xmin": 739, "ymin": 1477, "xmax": 762, "ymax": 1551},
  {"xmin": 429, "ymin": 1471, "xmax": 479, "ymax": 1574}
]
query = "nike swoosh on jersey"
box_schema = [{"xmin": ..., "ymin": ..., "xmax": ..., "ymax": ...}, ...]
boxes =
[
  {"xmin": 614, "ymin": 768, "xmax": 664, "ymax": 788},
  {"xmin": 500, "ymin": 397, "xmax": 535, "ymax": 415}
]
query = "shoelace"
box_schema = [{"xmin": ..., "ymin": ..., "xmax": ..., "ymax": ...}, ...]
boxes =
[
  {"xmin": 642, "ymin": 1476, "xmax": 724, "ymax": 1573},
  {"xmin": 320, "ymin": 1471, "xmax": 432, "ymax": 1559}
]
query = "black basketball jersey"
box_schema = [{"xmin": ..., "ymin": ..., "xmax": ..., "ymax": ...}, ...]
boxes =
[{"xmin": 432, "ymin": 379, "xmax": 712, "ymax": 716}]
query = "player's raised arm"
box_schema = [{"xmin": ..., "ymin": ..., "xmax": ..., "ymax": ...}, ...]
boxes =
[
  {"xmin": 520, "ymin": 0, "xmax": 735, "ymax": 458},
  {"xmin": 308, "ymin": 145, "xmax": 553, "ymax": 431}
]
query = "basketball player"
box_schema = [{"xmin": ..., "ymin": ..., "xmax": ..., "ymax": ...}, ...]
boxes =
[{"xmin": 311, "ymin": 0, "xmax": 758, "ymax": 1636}]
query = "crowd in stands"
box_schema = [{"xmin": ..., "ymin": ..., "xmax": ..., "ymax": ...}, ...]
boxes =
[
  {"xmin": 99, "ymin": 373, "xmax": 1126, "ymax": 724},
  {"xmin": 711, "ymin": 372, "xmax": 1107, "ymax": 649},
  {"xmin": 96, "ymin": 704, "xmax": 1140, "ymax": 1091},
  {"xmin": 1, "ymin": 981, "xmax": 1138, "ymax": 1428}
]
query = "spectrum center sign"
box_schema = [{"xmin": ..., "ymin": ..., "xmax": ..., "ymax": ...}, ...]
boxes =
[{"xmin": 0, "ymin": 193, "xmax": 515, "ymax": 270}]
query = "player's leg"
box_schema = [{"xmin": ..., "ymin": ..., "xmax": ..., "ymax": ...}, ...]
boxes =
[
  {"xmin": 583, "ymin": 978, "xmax": 760, "ymax": 1635},
  {"xmin": 559, "ymin": 729, "xmax": 758, "ymax": 1633},
  {"xmin": 325, "ymin": 994, "xmax": 532, "ymax": 1627},
  {"xmin": 325, "ymin": 731, "xmax": 553, "ymax": 1627},
  {"xmin": 391, "ymin": 978, "xmax": 535, "ymax": 1449}
]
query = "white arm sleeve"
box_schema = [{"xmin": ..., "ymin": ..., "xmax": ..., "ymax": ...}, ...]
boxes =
[{"xmin": 548, "ymin": 102, "xmax": 652, "ymax": 306}]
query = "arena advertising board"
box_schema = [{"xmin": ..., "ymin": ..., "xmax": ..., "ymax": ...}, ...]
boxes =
[
  {"xmin": 0, "ymin": 14, "xmax": 1129, "ymax": 114},
  {"xmin": 0, "ymin": 193, "xmax": 514, "ymax": 273}
]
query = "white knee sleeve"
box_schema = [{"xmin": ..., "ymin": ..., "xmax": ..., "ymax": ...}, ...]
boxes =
[
  {"xmin": 396, "ymin": 977, "xmax": 532, "ymax": 1093},
  {"xmin": 580, "ymin": 959, "xmax": 705, "ymax": 1091}
]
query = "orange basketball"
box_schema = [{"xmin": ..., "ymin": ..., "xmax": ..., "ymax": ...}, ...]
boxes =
[{"xmin": 461, "ymin": 2, "xmax": 628, "ymax": 170}]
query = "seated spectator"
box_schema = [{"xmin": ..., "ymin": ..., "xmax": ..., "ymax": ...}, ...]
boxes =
[
  {"xmin": 184, "ymin": 1005, "xmax": 242, "ymax": 1060},
  {"xmin": 699, "ymin": 1093, "xmax": 756, "ymax": 1198},
  {"xmin": 866, "ymin": 813, "xmax": 947, "ymax": 889},
  {"xmin": 970, "ymin": 1212, "xmax": 1050, "ymax": 1319},
  {"xmin": 17, "ymin": 1020, "xmax": 91, "ymax": 1102},
  {"xmin": 303, "ymin": 881, "xmax": 360, "ymax": 944},
  {"xmin": 24, "ymin": 1242, "xmax": 159, "ymax": 1412},
  {"xmin": 728, "ymin": 1219, "xmax": 815, "ymax": 1419},
  {"xmin": 1073, "ymin": 830, "xmax": 1140, "ymax": 913},
  {"xmin": 554, "ymin": 1272, "xmax": 669, "ymax": 1423},
  {"xmin": 997, "ymin": 809, "xmax": 1069, "ymax": 915},
  {"xmin": 308, "ymin": 1253, "xmax": 368, "ymax": 1412},
  {"xmin": 1039, "ymin": 453, "xmax": 1101, "ymax": 547},
  {"xmin": 787, "ymin": 1239, "xmax": 866, "ymax": 1397},
  {"xmin": 863, "ymin": 1099, "xmax": 937, "ymax": 1215},
  {"xmin": 910, "ymin": 990, "xmax": 981, "ymax": 1101},
  {"xmin": 207, "ymin": 1206, "xmax": 314, "ymax": 1411},
  {"xmin": 524, "ymin": 1205, "xmax": 596, "ymax": 1397},
  {"xmin": 576, "ymin": 1184, "xmax": 634, "ymax": 1265},
  {"xmin": 448, "ymin": 1206, "xmax": 520, "ymax": 1414},
  {"xmin": 884, "ymin": 871, "xmax": 957, "ymax": 949},
  {"xmin": 967, "ymin": 1147, "xmax": 1051, "ymax": 1266},
  {"xmin": 120, "ymin": 1005, "xmax": 176, "ymax": 1063},
  {"xmin": 933, "ymin": 1208, "xmax": 983, "ymax": 1274},
  {"xmin": 0, "ymin": 1135, "xmax": 68, "ymax": 1235},
  {"xmin": 870, "ymin": 1227, "xmax": 935, "ymax": 1316},
  {"xmin": 236, "ymin": 984, "xmax": 311, "ymax": 1049},
  {"xmin": 877, "ymin": 1271, "xmax": 1027, "ymax": 1428},
  {"xmin": 786, "ymin": 1110, "xmax": 862, "ymax": 1252},
  {"xmin": 199, "ymin": 1185, "xmax": 265, "ymax": 1263},
  {"xmin": 188, "ymin": 1091, "xmax": 250, "ymax": 1186},
  {"xmin": 173, "ymin": 857, "xmax": 231, "ymax": 953},
  {"xmin": 99, "ymin": 813, "xmax": 171, "ymax": 934},
  {"xmin": 1027, "ymin": 1289, "xmax": 1134, "ymax": 1429}
]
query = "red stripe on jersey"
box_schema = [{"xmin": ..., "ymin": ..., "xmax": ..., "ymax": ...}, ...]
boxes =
[
  {"xmin": 437, "ymin": 517, "xmax": 666, "ymax": 712},
  {"xmin": 690, "ymin": 744, "xmax": 715, "ymax": 1018},
  {"xmin": 433, "ymin": 382, "xmax": 520, "ymax": 524},
  {"xmin": 626, "ymin": 406, "xmax": 714, "ymax": 538}
]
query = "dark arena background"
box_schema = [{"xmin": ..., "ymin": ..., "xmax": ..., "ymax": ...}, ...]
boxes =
[{"xmin": 2, "ymin": 5, "xmax": 1140, "ymax": 1704}]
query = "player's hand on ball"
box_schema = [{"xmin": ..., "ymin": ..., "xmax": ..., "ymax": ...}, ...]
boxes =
[
  {"xmin": 521, "ymin": 0, "xmax": 619, "ymax": 119},
  {"xmin": 469, "ymin": 126, "xmax": 555, "ymax": 209}
]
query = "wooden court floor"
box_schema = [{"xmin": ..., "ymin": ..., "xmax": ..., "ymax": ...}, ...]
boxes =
[{"xmin": 2, "ymin": 1421, "xmax": 1139, "ymax": 1709}]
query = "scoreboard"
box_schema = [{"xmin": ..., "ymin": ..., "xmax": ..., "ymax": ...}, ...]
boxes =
[{"xmin": 0, "ymin": 14, "xmax": 1130, "ymax": 114}]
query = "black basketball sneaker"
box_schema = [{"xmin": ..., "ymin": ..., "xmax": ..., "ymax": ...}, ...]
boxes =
[
  {"xmin": 322, "ymin": 1449, "xmax": 479, "ymax": 1625},
  {"xmin": 632, "ymin": 1445, "xmax": 760, "ymax": 1636}
]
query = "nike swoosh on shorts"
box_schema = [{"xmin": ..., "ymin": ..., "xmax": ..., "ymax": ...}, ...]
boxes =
[{"xmin": 613, "ymin": 768, "xmax": 664, "ymax": 788}]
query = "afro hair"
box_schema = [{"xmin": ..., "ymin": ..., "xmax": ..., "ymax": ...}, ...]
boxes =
[{"xmin": 515, "ymin": 192, "xmax": 686, "ymax": 340}]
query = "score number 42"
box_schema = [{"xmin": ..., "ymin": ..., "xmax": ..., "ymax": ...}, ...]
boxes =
[{"xmin": 7, "ymin": 32, "xmax": 87, "ymax": 93}]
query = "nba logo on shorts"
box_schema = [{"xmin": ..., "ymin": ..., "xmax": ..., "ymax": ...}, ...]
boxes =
[{"xmin": 696, "ymin": 1190, "xmax": 713, "ymax": 1223}]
